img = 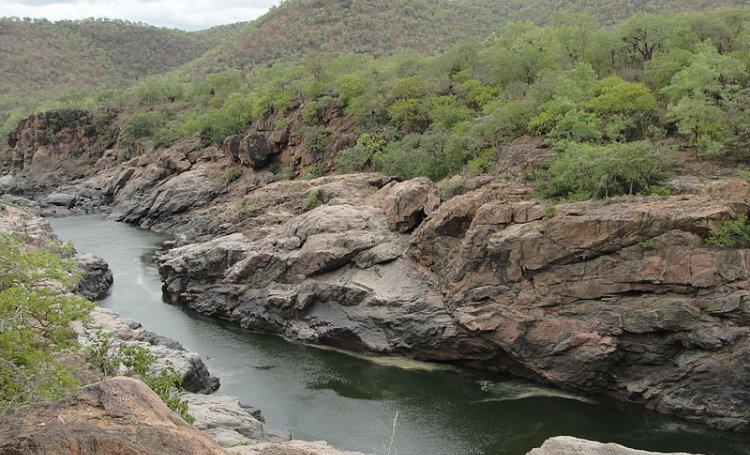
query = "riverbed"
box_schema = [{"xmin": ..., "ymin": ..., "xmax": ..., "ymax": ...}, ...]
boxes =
[{"xmin": 50, "ymin": 215, "xmax": 750, "ymax": 455}]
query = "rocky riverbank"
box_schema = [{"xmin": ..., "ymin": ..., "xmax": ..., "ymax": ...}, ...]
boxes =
[
  {"xmin": 0, "ymin": 201, "xmax": 362, "ymax": 455},
  {"xmin": 2, "ymin": 109, "xmax": 750, "ymax": 437}
]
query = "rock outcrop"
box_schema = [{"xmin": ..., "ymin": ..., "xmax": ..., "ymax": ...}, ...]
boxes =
[
  {"xmin": 5, "ymin": 108, "xmax": 750, "ymax": 434},
  {"xmin": 2, "ymin": 110, "xmax": 119, "ymax": 192},
  {"xmin": 73, "ymin": 253, "xmax": 113, "ymax": 300},
  {"xmin": 75, "ymin": 307, "xmax": 220, "ymax": 394},
  {"xmin": 159, "ymin": 176, "xmax": 750, "ymax": 431},
  {"xmin": 526, "ymin": 437, "xmax": 699, "ymax": 455},
  {"xmin": 0, "ymin": 377, "xmax": 227, "ymax": 455}
]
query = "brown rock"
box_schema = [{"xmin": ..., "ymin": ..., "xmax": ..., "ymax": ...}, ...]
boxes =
[
  {"xmin": 380, "ymin": 177, "xmax": 441, "ymax": 233},
  {"xmin": 0, "ymin": 377, "xmax": 226, "ymax": 455}
]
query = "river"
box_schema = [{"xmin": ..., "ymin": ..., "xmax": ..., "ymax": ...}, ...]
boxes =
[{"xmin": 49, "ymin": 215, "xmax": 750, "ymax": 455}]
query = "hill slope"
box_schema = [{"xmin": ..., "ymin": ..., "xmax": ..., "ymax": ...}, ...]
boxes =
[
  {"xmin": 193, "ymin": 0, "xmax": 745, "ymax": 72},
  {"xmin": 0, "ymin": 18, "xmax": 217, "ymax": 129}
]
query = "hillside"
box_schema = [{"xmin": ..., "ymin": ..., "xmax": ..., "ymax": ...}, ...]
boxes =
[
  {"xmin": 0, "ymin": 18, "xmax": 218, "ymax": 133},
  {"xmin": 192, "ymin": 0, "xmax": 746, "ymax": 72}
]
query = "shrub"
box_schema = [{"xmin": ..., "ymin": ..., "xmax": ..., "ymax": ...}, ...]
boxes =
[
  {"xmin": 0, "ymin": 235, "xmax": 92, "ymax": 414},
  {"xmin": 303, "ymin": 188, "xmax": 327, "ymax": 210},
  {"xmin": 535, "ymin": 141, "xmax": 670, "ymax": 200},
  {"xmin": 467, "ymin": 148, "xmax": 496, "ymax": 176},
  {"xmin": 84, "ymin": 332, "xmax": 194, "ymax": 423},
  {"xmin": 225, "ymin": 167, "xmax": 242, "ymax": 184},
  {"xmin": 387, "ymin": 98, "xmax": 430, "ymax": 131},
  {"xmin": 299, "ymin": 163, "xmax": 324, "ymax": 180},
  {"xmin": 372, "ymin": 126, "xmax": 481, "ymax": 181},
  {"xmin": 122, "ymin": 110, "xmax": 165, "ymax": 144},
  {"xmin": 437, "ymin": 175, "xmax": 465, "ymax": 200},
  {"xmin": 335, "ymin": 132, "xmax": 386, "ymax": 173},
  {"xmin": 706, "ymin": 215, "xmax": 750, "ymax": 248}
]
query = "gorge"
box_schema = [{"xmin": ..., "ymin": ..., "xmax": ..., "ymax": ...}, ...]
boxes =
[{"xmin": 46, "ymin": 215, "xmax": 750, "ymax": 454}]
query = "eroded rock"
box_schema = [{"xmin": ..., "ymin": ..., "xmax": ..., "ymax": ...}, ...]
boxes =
[
  {"xmin": 526, "ymin": 436, "xmax": 700, "ymax": 455},
  {"xmin": 0, "ymin": 377, "xmax": 227, "ymax": 455}
]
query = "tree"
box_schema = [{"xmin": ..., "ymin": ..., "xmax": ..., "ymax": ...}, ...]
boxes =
[{"xmin": 0, "ymin": 234, "xmax": 92, "ymax": 413}]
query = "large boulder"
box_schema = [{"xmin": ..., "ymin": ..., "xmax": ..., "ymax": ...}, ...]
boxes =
[
  {"xmin": 74, "ymin": 253, "xmax": 113, "ymax": 300},
  {"xmin": 379, "ymin": 177, "xmax": 441, "ymax": 233},
  {"xmin": 0, "ymin": 377, "xmax": 227, "ymax": 455},
  {"xmin": 526, "ymin": 437, "xmax": 699, "ymax": 455}
]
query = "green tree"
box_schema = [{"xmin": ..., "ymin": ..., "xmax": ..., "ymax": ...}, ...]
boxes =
[{"xmin": 0, "ymin": 235, "xmax": 92, "ymax": 414}]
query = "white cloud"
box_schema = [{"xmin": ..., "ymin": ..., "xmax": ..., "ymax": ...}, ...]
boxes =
[{"xmin": 0, "ymin": 0, "xmax": 280, "ymax": 30}]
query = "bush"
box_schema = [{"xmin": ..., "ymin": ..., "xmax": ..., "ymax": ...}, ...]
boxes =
[
  {"xmin": 84, "ymin": 332, "xmax": 194, "ymax": 424},
  {"xmin": 372, "ymin": 126, "xmax": 482, "ymax": 181},
  {"xmin": 707, "ymin": 215, "xmax": 750, "ymax": 248},
  {"xmin": 122, "ymin": 110, "xmax": 165, "ymax": 144},
  {"xmin": 303, "ymin": 188, "xmax": 328, "ymax": 210},
  {"xmin": 466, "ymin": 149, "xmax": 496, "ymax": 176},
  {"xmin": 299, "ymin": 163, "xmax": 324, "ymax": 180},
  {"xmin": 535, "ymin": 141, "xmax": 670, "ymax": 200},
  {"xmin": 335, "ymin": 132, "xmax": 386, "ymax": 173},
  {"xmin": 225, "ymin": 167, "xmax": 242, "ymax": 184},
  {"xmin": 0, "ymin": 235, "xmax": 92, "ymax": 414}
]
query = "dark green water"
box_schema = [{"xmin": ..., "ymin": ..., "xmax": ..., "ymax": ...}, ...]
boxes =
[{"xmin": 49, "ymin": 215, "xmax": 750, "ymax": 455}]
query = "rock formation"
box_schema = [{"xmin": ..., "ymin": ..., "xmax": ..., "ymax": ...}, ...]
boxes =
[
  {"xmin": 158, "ymin": 177, "xmax": 750, "ymax": 431},
  {"xmin": 3, "ymin": 109, "xmax": 750, "ymax": 434},
  {"xmin": 0, "ymin": 377, "xmax": 226, "ymax": 455},
  {"xmin": 525, "ymin": 437, "xmax": 698, "ymax": 455}
]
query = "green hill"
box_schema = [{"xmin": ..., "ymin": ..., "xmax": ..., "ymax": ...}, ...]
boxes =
[
  {"xmin": 0, "ymin": 18, "xmax": 217, "ymax": 130},
  {"xmin": 0, "ymin": 0, "xmax": 744, "ymax": 134},
  {"xmin": 192, "ymin": 0, "xmax": 744, "ymax": 72}
]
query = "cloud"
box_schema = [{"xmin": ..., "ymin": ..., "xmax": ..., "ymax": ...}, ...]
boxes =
[{"xmin": 0, "ymin": 0, "xmax": 280, "ymax": 30}]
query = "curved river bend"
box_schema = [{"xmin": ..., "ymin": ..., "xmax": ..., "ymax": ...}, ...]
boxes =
[{"xmin": 50, "ymin": 216, "xmax": 750, "ymax": 455}]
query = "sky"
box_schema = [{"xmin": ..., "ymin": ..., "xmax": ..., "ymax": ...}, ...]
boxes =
[{"xmin": 0, "ymin": 0, "xmax": 280, "ymax": 30}]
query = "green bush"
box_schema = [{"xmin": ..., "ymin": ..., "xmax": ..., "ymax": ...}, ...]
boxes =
[
  {"xmin": 84, "ymin": 332, "xmax": 194, "ymax": 424},
  {"xmin": 299, "ymin": 163, "xmax": 324, "ymax": 180},
  {"xmin": 122, "ymin": 110, "xmax": 165, "ymax": 144},
  {"xmin": 303, "ymin": 188, "xmax": 328, "ymax": 210},
  {"xmin": 0, "ymin": 235, "xmax": 92, "ymax": 414},
  {"xmin": 707, "ymin": 215, "xmax": 750, "ymax": 248},
  {"xmin": 387, "ymin": 98, "xmax": 429, "ymax": 131},
  {"xmin": 372, "ymin": 126, "xmax": 481, "ymax": 181},
  {"xmin": 466, "ymin": 148, "xmax": 496, "ymax": 176},
  {"xmin": 225, "ymin": 167, "xmax": 242, "ymax": 184},
  {"xmin": 535, "ymin": 141, "xmax": 670, "ymax": 200},
  {"xmin": 335, "ymin": 132, "xmax": 386, "ymax": 173}
]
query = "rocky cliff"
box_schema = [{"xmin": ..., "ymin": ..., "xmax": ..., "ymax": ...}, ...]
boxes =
[{"xmin": 2, "ymin": 109, "xmax": 750, "ymax": 434}]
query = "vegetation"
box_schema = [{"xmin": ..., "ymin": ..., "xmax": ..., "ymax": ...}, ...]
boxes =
[
  {"xmin": 84, "ymin": 332, "xmax": 194, "ymax": 423},
  {"xmin": 4, "ymin": 3, "xmax": 750, "ymax": 204},
  {"xmin": 707, "ymin": 215, "xmax": 750, "ymax": 248},
  {"xmin": 191, "ymin": 0, "xmax": 743, "ymax": 74},
  {"xmin": 0, "ymin": 235, "xmax": 92, "ymax": 413},
  {"xmin": 0, "ymin": 17, "xmax": 219, "ymax": 134},
  {"xmin": 534, "ymin": 142, "xmax": 670, "ymax": 200},
  {"xmin": 0, "ymin": 231, "xmax": 194, "ymax": 421}
]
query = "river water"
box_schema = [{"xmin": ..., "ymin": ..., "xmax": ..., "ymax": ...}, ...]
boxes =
[{"xmin": 49, "ymin": 215, "xmax": 750, "ymax": 455}]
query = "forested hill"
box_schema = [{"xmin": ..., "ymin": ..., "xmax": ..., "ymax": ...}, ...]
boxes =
[
  {"xmin": 192, "ymin": 0, "xmax": 745, "ymax": 73},
  {"xmin": 0, "ymin": 18, "xmax": 224, "ymax": 130},
  {"xmin": 0, "ymin": 0, "xmax": 744, "ymax": 134}
]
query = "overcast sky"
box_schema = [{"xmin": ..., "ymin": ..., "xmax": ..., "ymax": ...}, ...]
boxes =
[{"xmin": 0, "ymin": 0, "xmax": 280, "ymax": 30}]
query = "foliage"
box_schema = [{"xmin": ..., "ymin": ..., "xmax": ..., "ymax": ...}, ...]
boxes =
[
  {"xmin": 122, "ymin": 110, "xmax": 165, "ymax": 145},
  {"xmin": 706, "ymin": 215, "xmax": 750, "ymax": 248},
  {"xmin": 225, "ymin": 167, "xmax": 242, "ymax": 184},
  {"xmin": 335, "ymin": 132, "xmax": 386, "ymax": 173},
  {"xmin": 535, "ymin": 141, "xmax": 670, "ymax": 200},
  {"xmin": 84, "ymin": 332, "xmax": 194, "ymax": 423},
  {"xmin": 0, "ymin": 235, "xmax": 92, "ymax": 414},
  {"xmin": 303, "ymin": 188, "xmax": 327, "ymax": 210},
  {"xmin": 0, "ymin": 17, "xmax": 218, "ymax": 130}
]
